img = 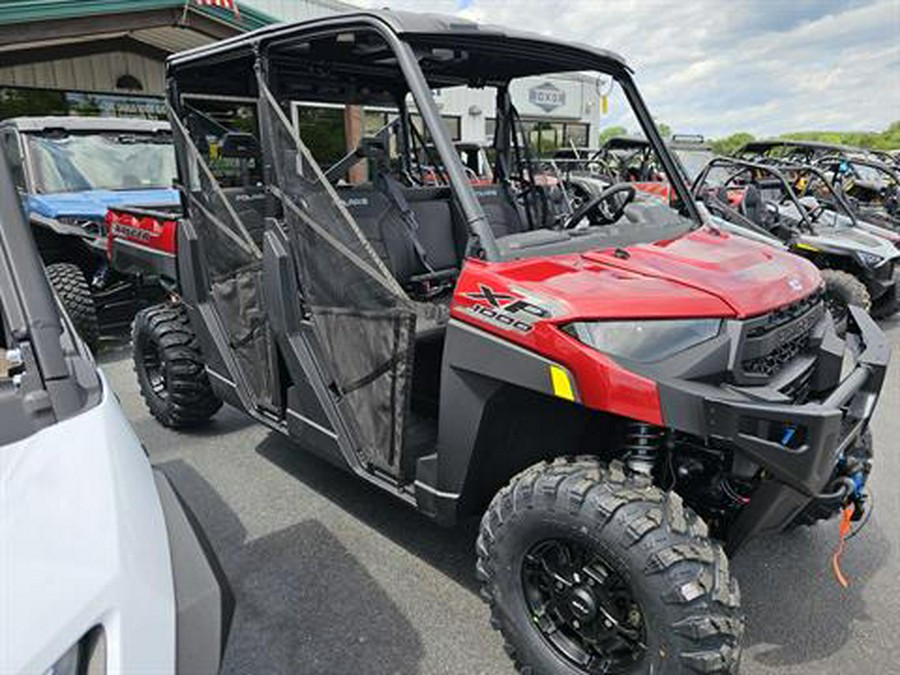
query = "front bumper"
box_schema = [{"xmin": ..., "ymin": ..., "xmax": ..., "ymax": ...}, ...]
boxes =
[
  {"xmin": 154, "ymin": 469, "xmax": 234, "ymax": 675},
  {"xmin": 657, "ymin": 306, "xmax": 890, "ymax": 553}
]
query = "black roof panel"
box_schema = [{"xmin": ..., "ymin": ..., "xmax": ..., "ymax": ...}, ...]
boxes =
[{"xmin": 168, "ymin": 9, "xmax": 627, "ymax": 73}]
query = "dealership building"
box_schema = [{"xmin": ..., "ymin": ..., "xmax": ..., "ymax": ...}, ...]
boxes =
[{"xmin": 0, "ymin": 0, "xmax": 604, "ymax": 152}]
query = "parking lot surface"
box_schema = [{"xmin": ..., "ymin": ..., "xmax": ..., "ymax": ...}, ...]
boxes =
[{"xmin": 100, "ymin": 316, "xmax": 900, "ymax": 675}]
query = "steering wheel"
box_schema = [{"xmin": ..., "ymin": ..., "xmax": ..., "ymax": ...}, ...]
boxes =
[{"xmin": 563, "ymin": 183, "xmax": 636, "ymax": 228}]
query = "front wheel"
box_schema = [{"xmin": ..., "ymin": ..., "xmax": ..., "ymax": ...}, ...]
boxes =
[
  {"xmin": 132, "ymin": 302, "xmax": 222, "ymax": 428},
  {"xmin": 46, "ymin": 262, "xmax": 100, "ymax": 352},
  {"xmin": 821, "ymin": 269, "xmax": 871, "ymax": 335},
  {"xmin": 477, "ymin": 458, "xmax": 742, "ymax": 675}
]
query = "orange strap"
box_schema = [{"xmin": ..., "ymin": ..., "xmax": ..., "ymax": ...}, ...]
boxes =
[{"xmin": 831, "ymin": 503, "xmax": 855, "ymax": 588}]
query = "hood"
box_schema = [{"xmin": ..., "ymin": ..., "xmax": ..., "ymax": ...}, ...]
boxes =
[
  {"xmin": 26, "ymin": 188, "xmax": 180, "ymax": 220},
  {"xmin": 455, "ymin": 228, "xmax": 822, "ymax": 322},
  {"xmin": 800, "ymin": 225, "xmax": 900, "ymax": 261},
  {"xmin": 0, "ymin": 375, "xmax": 176, "ymax": 673}
]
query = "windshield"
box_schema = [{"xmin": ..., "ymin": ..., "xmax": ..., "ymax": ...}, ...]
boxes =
[
  {"xmin": 26, "ymin": 132, "xmax": 176, "ymax": 194},
  {"xmin": 672, "ymin": 147, "xmax": 715, "ymax": 182}
]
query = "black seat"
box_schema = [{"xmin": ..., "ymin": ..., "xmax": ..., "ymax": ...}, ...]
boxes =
[
  {"xmin": 473, "ymin": 185, "xmax": 525, "ymax": 238},
  {"xmin": 223, "ymin": 186, "xmax": 271, "ymax": 246},
  {"xmin": 740, "ymin": 184, "xmax": 764, "ymax": 224},
  {"xmin": 339, "ymin": 185, "xmax": 460, "ymax": 286}
]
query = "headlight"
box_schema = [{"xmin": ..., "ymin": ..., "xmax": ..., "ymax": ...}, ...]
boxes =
[
  {"xmin": 565, "ymin": 319, "xmax": 722, "ymax": 363},
  {"xmin": 44, "ymin": 628, "xmax": 106, "ymax": 675},
  {"xmin": 856, "ymin": 251, "xmax": 883, "ymax": 267}
]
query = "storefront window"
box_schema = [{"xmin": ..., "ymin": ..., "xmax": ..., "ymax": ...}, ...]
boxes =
[
  {"xmin": 410, "ymin": 113, "xmax": 462, "ymax": 142},
  {"xmin": 563, "ymin": 123, "xmax": 589, "ymax": 148},
  {"xmin": 0, "ymin": 86, "xmax": 166, "ymax": 121},
  {"xmin": 485, "ymin": 118, "xmax": 496, "ymax": 143}
]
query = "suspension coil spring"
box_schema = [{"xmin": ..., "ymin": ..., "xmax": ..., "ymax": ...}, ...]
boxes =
[{"xmin": 624, "ymin": 422, "xmax": 664, "ymax": 475}]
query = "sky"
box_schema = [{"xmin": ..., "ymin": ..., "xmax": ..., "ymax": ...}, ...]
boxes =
[{"xmin": 358, "ymin": 0, "xmax": 900, "ymax": 138}]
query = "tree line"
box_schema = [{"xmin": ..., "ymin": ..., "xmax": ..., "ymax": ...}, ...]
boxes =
[{"xmin": 595, "ymin": 121, "xmax": 900, "ymax": 155}]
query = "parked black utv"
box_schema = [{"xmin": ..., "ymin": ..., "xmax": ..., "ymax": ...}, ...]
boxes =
[
  {"xmin": 129, "ymin": 10, "xmax": 889, "ymax": 674},
  {"xmin": 693, "ymin": 157, "xmax": 900, "ymax": 324},
  {"xmin": 738, "ymin": 139, "xmax": 900, "ymax": 233}
]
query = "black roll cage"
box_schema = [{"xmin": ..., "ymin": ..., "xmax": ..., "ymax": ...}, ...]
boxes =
[
  {"xmin": 815, "ymin": 153, "xmax": 900, "ymax": 187},
  {"xmin": 165, "ymin": 11, "xmax": 702, "ymax": 262},
  {"xmin": 691, "ymin": 156, "xmax": 862, "ymax": 234}
]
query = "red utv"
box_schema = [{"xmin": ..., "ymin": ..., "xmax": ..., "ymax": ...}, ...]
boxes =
[{"xmin": 119, "ymin": 11, "xmax": 888, "ymax": 674}]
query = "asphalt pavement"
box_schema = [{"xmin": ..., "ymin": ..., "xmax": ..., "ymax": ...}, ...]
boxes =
[{"xmin": 99, "ymin": 315, "xmax": 900, "ymax": 675}]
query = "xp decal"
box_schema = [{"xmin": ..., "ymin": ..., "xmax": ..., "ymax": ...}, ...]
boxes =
[{"xmin": 463, "ymin": 284, "xmax": 551, "ymax": 332}]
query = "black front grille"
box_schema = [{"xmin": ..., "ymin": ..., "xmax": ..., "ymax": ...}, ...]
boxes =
[
  {"xmin": 739, "ymin": 289, "xmax": 824, "ymax": 380},
  {"xmin": 746, "ymin": 288, "xmax": 824, "ymax": 338},
  {"xmin": 742, "ymin": 334, "xmax": 810, "ymax": 376}
]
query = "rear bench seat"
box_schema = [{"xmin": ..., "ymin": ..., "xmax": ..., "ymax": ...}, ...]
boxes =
[
  {"xmin": 339, "ymin": 184, "xmax": 463, "ymax": 286},
  {"xmin": 339, "ymin": 182, "xmax": 534, "ymax": 284}
]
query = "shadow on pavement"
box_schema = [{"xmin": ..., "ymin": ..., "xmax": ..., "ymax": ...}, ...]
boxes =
[
  {"xmin": 156, "ymin": 458, "xmax": 425, "ymax": 675},
  {"xmin": 131, "ymin": 404, "xmax": 258, "ymax": 441},
  {"xmin": 734, "ymin": 518, "xmax": 890, "ymax": 668},
  {"xmin": 255, "ymin": 432, "xmax": 482, "ymax": 593}
]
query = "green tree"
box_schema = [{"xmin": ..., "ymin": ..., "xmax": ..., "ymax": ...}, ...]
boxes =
[
  {"xmin": 657, "ymin": 123, "xmax": 672, "ymax": 139},
  {"xmin": 597, "ymin": 125, "xmax": 627, "ymax": 146},
  {"xmin": 0, "ymin": 88, "xmax": 67, "ymax": 120},
  {"xmin": 711, "ymin": 132, "xmax": 755, "ymax": 156}
]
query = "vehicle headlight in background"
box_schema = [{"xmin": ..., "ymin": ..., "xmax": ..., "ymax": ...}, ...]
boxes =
[
  {"xmin": 856, "ymin": 251, "xmax": 884, "ymax": 268},
  {"xmin": 44, "ymin": 627, "xmax": 106, "ymax": 675},
  {"xmin": 564, "ymin": 319, "xmax": 722, "ymax": 363}
]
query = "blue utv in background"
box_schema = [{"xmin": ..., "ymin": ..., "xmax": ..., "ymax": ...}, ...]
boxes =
[{"xmin": 0, "ymin": 116, "xmax": 180, "ymax": 350}]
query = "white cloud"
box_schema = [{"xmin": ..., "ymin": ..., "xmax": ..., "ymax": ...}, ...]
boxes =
[{"xmin": 357, "ymin": 0, "xmax": 900, "ymax": 137}]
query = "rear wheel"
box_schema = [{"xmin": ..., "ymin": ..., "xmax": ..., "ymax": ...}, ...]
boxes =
[
  {"xmin": 133, "ymin": 302, "xmax": 222, "ymax": 428},
  {"xmin": 821, "ymin": 269, "xmax": 870, "ymax": 334},
  {"xmin": 477, "ymin": 458, "xmax": 743, "ymax": 674},
  {"xmin": 46, "ymin": 262, "xmax": 100, "ymax": 352}
]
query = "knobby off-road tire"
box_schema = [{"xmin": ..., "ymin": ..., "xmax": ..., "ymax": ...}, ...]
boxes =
[
  {"xmin": 46, "ymin": 262, "xmax": 100, "ymax": 352},
  {"xmin": 477, "ymin": 458, "xmax": 743, "ymax": 675},
  {"xmin": 132, "ymin": 303, "xmax": 222, "ymax": 428},
  {"xmin": 821, "ymin": 269, "xmax": 871, "ymax": 335}
]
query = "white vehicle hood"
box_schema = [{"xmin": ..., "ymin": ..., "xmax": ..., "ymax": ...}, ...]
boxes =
[{"xmin": 0, "ymin": 373, "xmax": 176, "ymax": 674}]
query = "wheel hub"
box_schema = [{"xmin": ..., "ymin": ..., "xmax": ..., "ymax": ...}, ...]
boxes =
[
  {"xmin": 521, "ymin": 538, "xmax": 646, "ymax": 673},
  {"xmin": 568, "ymin": 587, "xmax": 598, "ymax": 623}
]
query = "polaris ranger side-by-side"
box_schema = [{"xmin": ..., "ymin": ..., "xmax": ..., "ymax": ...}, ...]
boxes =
[
  {"xmin": 124, "ymin": 11, "xmax": 889, "ymax": 674},
  {"xmin": 0, "ymin": 116, "xmax": 179, "ymax": 350}
]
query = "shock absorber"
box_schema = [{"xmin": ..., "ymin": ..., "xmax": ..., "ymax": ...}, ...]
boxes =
[{"xmin": 624, "ymin": 422, "xmax": 664, "ymax": 475}]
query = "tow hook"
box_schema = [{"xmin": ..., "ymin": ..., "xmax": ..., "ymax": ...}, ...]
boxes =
[{"xmin": 830, "ymin": 466, "xmax": 871, "ymax": 588}]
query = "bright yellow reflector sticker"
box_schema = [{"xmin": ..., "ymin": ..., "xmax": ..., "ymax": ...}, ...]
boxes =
[
  {"xmin": 794, "ymin": 242, "xmax": 820, "ymax": 252},
  {"xmin": 550, "ymin": 365, "xmax": 575, "ymax": 401}
]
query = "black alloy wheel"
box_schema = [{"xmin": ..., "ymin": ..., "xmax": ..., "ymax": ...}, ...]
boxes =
[{"xmin": 521, "ymin": 538, "xmax": 646, "ymax": 673}]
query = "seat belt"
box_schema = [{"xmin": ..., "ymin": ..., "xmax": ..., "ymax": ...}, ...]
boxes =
[{"xmin": 379, "ymin": 175, "xmax": 435, "ymax": 273}]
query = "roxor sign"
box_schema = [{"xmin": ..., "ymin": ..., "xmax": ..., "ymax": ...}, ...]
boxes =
[{"xmin": 528, "ymin": 82, "xmax": 566, "ymax": 113}]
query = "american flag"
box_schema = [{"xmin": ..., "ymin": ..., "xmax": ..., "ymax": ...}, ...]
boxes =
[{"xmin": 194, "ymin": 0, "xmax": 240, "ymax": 16}]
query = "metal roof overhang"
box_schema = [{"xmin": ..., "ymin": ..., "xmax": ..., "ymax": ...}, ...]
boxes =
[{"xmin": 0, "ymin": 2, "xmax": 275, "ymax": 66}]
